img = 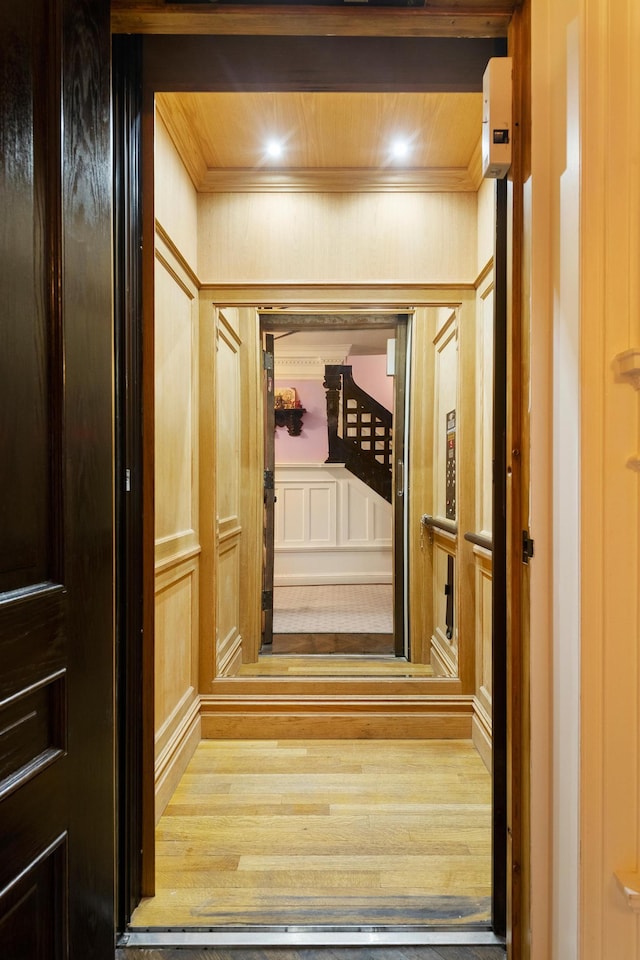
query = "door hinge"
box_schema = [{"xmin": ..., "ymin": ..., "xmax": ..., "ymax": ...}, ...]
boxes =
[
  {"xmin": 522, "ymin": 530, "xmax": 535, "ymax": 564},
  {"xmin": 264, "ymin": 469, "xmax": 274, "ymax": 490},
  {"xmin": 261, "ymin": 590, "xmax": 273, "ymax": 611},
  {"xmin": 263, "ymin": 350, "xmax": 274, "ymax": 371}
]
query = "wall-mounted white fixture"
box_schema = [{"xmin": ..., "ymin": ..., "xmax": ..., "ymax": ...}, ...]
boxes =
[
  {"xmin": 482, "ymin": 57, "xmax": 513, "ymax": 179},
  {"xmin": 386, "ymin": 338, "xmax": 396, "ymax": 376}
]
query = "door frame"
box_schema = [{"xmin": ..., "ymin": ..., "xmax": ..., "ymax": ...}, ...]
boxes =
[
  {"xmin": 259, "ymin": 311, "xmax": 409, "ymax": 658},
  {"xmin": 113, "ymin": 27, "xmax": 528, "ymax": 951}
]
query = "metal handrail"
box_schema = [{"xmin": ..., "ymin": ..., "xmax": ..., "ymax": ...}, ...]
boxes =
[
  {"xmin": 420, "ymin": 514, "xmax": 457, "ymax": 536},
  {"xmin": 464, "ymin": 531, "xmax": 493, "ymax": 552}
]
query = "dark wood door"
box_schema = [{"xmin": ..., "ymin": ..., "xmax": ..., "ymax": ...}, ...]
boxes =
[
  {"xmin": 392, "ymin": 317, "xmax": 408, "ymax": 657},
  {"xmin": 0, "ymin": 1, "xmax": 115, "ymax": 957},
  {"xmin": 261, "ymin": 334, "xmax": 276, "ymax": 648}
]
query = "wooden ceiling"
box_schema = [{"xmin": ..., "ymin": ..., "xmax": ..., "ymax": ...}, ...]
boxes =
[{"xmin": 157, "ymin": 90, "xmax": 484, "ymax": 193}]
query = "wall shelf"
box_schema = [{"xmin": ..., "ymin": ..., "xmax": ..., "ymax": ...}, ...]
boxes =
[{"xmin": 275, "ymin": 407, "xmax": 306, "ymax": 436}]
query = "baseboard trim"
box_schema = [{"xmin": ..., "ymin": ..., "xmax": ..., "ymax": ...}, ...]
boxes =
[
  {"xmin": 199, "ymin": 694, "xmax": 473, "ymax": 740},
  {"xmin": 274, "ymin": 574, "xmax": 393, "ymax": 586},
  {"xmin": 154, "ymin": 694, "xmax": 202, "ymax": 822},
  {"xmin": 472, "ymin": 696, "xmax": 492, "ymax": 773}
]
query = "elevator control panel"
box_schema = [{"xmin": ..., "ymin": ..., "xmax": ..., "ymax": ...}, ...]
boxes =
[{"xmin": 446, "ymin": 409, "xmax": 456, "ymax": 521}]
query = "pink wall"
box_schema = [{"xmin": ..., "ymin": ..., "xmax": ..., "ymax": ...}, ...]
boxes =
[
  {"xmin": 274, "ymin": 360, "xmax": 393, "ymax": 464},
  {"xmin": 274, "ymin": 379, "xmax": 328, "ymax": 463},
  {"xmin": 347, "ymin": 354, "xmax": 395, "ymax": 412}
]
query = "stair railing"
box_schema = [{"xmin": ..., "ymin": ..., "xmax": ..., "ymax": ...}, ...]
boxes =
[{"xmin": 323, "ymin": 364, "xmax": 393, "ymax": 503}]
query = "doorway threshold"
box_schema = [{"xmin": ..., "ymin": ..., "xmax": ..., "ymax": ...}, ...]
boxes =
[{"xmin": 121, "ymin": 925, "xmax": 503, "ymax": 949}]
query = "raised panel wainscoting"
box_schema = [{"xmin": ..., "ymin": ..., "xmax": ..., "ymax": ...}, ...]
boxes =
[{"xmin": 274, "ymin": 464, "xmax": 392, "ymax": 586}]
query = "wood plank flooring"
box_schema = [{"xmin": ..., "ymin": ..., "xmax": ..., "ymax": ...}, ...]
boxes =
[
  {"xmin": 240, "ymin": 659, "xmax": 434, "ymax": 677},
  {"xmin": 130, "ymin": 740, "xmax": 491, "ymax": 929}
]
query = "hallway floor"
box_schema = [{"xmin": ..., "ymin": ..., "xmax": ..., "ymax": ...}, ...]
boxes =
[
  {"xmin": 272, "ymin": 584, "xmax": 393, "ymax": 635},
  {"xmin": 130, "ymin": 740, "xmax": 491, "ymax": 930}
]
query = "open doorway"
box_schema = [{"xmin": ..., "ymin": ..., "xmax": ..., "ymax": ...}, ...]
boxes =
[
  {"xmin": 261, "ymin": 313, "xmax": 408, "ymax": 658},
  {"xmin": 114, "ymin": 29, "xmax": 514, "ymax": 948}
]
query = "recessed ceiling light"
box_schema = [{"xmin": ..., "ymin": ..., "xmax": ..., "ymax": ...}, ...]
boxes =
[
  {"xmin": 391, "ymin": 139, "xmax": 410, "ymax": 160},
  {"xmin": 266, "ymin": 139, "xmax": 284, "ymax": 159}
]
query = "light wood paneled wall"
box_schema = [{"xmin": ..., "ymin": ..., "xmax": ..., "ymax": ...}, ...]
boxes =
[
  {"xmin": 471, "ymin": 269, "xmax": 495, "ymax": 771},
  {"xmin": 155, "ymin": 110, "xmax": 198, "ymax": 269},
  {"xmin": 197, "ymin": 192, "xmax": 477, "ymax": 285},
  {"xmin": 213, "ymin": 308, "xmax": 244, "ymax": 678},
  {"xmin": 238, "ymin": 308, "xmax": 263, "ymax": 665},
  {"xmin": 153, "ymin": 115, "xmax": 202, "ymax": 821}
]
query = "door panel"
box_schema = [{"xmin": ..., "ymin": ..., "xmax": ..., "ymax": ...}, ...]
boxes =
[
  {"xmin": 215, "ymin": 309, "xmax": 244, "ymax": 675},
  {"xmin": 392, "ymin": 318, "xmax": 408, "ymax": 657},
  {"xmin": 262, "ymin": 334, "xmax": 276, "ymax": 647},
  {"xmin": 0, "ymin": 0, "xmax": 114, "ymax": 955}
]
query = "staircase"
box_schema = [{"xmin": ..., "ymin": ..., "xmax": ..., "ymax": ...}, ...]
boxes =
[{"xmin": 323, "ymin": 364, "xmax": 393, "ymax": 503}]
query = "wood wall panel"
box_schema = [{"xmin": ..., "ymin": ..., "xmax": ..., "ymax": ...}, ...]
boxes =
[
  {"xmin": 216, "ymin": 536, "xmax": 242, "ymax": 677},
  {"xmin": 215, "ymin": 310, "xmax": 241, "ymax": 529},
  {"xmin": 473, "ymin": 546, "xmax": 493, "ymax": 772},
  {"xmin": 198, "ymin": 192, "xmax": 477, "ymax": 285},
  {"xmin": 431, "ymin": 533, "xmax": 458, "ymax": 678},
  {"xmin": 477, "ymin": 278, "xmax": 495, "ymax": 534},
  {"xmin": 477, "ymin": 179, "xmax": 497, "ymax": 275},
  {"xmin": 238, "ymin": 307, "xmax": 263, "ymax": 665},
  {"xmin": 408, "ymin": 308, "xmax": 437, "ymax": 665},
  {"xmin": 155, "ymin": 109, "xmax": 198, "ymax": 268},
  {"xmin": 154, "ymin": 564, "xmax": 197, "ymax": 742},
  {"xmin": 153, "ymin": 120, "xmax": 201, "ymax": 819},
  {"xmin": 472, "ymin": 267, "xmax": 494, "ymax": 773},
  {"xmin": 214, "ymin": 308, "xmax": 244, "ymax": 676},
  {"xmin": 154, "ymin": 258, "xmax": 198, "ymax": 544}
]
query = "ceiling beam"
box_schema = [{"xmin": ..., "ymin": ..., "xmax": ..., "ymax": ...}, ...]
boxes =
[
  {"xmin": 144, "ymin": 35, "xmax": 507, "ymax": 92},
  {"xmin": 112, "ymin": 3, "xmax": 514, "ymax": 38}
]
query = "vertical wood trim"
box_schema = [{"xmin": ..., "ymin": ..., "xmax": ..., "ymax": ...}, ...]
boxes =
[
  {"xmin": 458, "ymin": 295, "xmax": 477, "ymax": 694},
  {"xmin": 529, "ymin": 0, "xmax": 554, "ymax": 956},
  {"xmin": 198, "ymin": 296, "xmax": 216, "ymax": 691},
  {"xmin": 393, "ymin": 317, "xmax": 408, "ymax": 658},
  {"xmin": 492, "ymin": 175, "xmax": 508, "ymax": 941},
  {"xmin": 140, "ymin": 80, "xmax": 156, "ymax": 897},
  {"xmin": 408, "ymin": 307, "xmax": 437, "ymax": 665},
  {"xmin": 508, "ymin": 3, "xmax": 531, "ymax": 957},
  {"xmin": 113, "ymin": 33, "xmax": 144, "ymax": 928},
  {"xmin": 239, "ymin": 308, "xmax": 263, "ymax": 663}
]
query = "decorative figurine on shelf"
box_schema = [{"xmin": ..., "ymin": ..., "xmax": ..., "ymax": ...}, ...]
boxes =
[
  {"xmin": 274, "ymin": 386, "xmax": 297, "ymax": 409},
  {"xmin": 274, "ymin": 386, "xmax": 305, "ymax": 436}
]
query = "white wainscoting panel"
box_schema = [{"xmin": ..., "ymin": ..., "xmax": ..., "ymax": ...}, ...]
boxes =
[{"xmin": 274, "ymin": 464, "xmax": 392, "ymax": 585}]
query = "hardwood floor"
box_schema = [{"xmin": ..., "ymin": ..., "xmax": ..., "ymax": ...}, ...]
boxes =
[
  {"xmin": 240, "ymin": 658, "xmax": 434, "ymax": 677},
  {"xmin": 265, "ymin": 633, "xmax": 395, "ymax": 656},
  {"xmin": 117, "ymin": 948, "xmax": 505, "ymax": 960},
  {"xmin": 130, "ymin": 740, "xmax": 491, "ymax": 930}
]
